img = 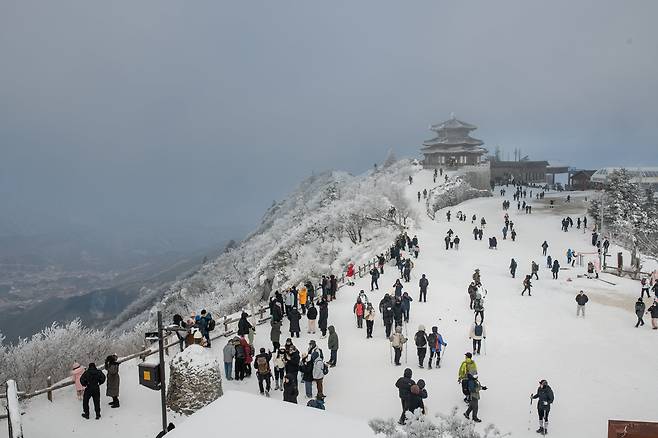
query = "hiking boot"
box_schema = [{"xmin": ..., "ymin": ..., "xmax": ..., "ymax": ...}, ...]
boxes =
[
  {"xmin": 110, "ymin": 402, "xmax": 120, "ymax": 408},
  {"xmin": 81, "ymin": 413, "xmax": 89, "ymax": 419},
  {"xmin": 536, "ymin": 427, "xmax": 545, "ymax": 434},
  {"xmin": 463, "ymin": 412, "xmax": 469, "ymax": 419},
  {"xmin": 473, "ymin": 418, "xmax": 482, "ymax": 423},
  {"xmin": 96, "ymin": 414, "xmax": 101, "ymax": 420}
]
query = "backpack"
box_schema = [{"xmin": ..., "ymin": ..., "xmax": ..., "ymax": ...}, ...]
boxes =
[
  {"xmin": 474, "ymin": 324, "xmax": 483, "ymax": 337},
  {"xmin": 256, "ymin": 356, "xmax": 270, "ymax": 374},
  {"xmin": 355, "ymin": 303, "xmax": 364, "ymax": 316},
  {"xmin": 235, "ymin": 345, "xmax": 245, "ymax": 360},
  {"xmin": 415, "ymin": 332, "xmax": 427, "ymax": 347},
  {"xmin": 373, "ymin": 269, "xmax": 380, "ymax": 279},
  {"xmin": 207, "ymin": 318, "xmax": 216, "ymax": 331}
]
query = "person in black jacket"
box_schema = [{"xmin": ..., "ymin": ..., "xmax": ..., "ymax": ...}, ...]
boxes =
[
  {"xmin": 237, "ymin": 312, "xmax": 253, "ymax": 336},
  {"xmin": 306, "ymin": 302, "xmax": 318, "ymax": 334},
  {"xmin": 575, "ymin": 291, "xmax": 589, "ymax": 318},
  {"xmin": 253, "ymin": 348, "xmax": 273, "ymax": 395},
  {"xmin": 370, "ymin": 267, "xmax": 380, "ymax": 291},
  {"xmin": 509, "ymin": 258, "xmax": 517, "ymax": 278},
  {"xmin": 288, "ymin": 306, "xmax": 301, "ymax": 338},
  {"xmin": 531, "ymin": 379, "xmax": 555, "ymax": 435},
  {"xmin": 419, "ymin": 274, "xmax": 429, "ymax": 302},
  {"xmin": 282, "ymin": 373, "xmax": 298, "ymax": 403},
  {"xmin": 80, "ymin": 362, "xmax": 106, "ymax": 419},
  {"xmin": 414, "ymin": 326, "xmax": 428, "ymax": 368},
  {"xmin": 395, "ymin": 368, "xmax": 415, "ymax": 425},
  {"xmin": 318, "ymin": 298, "xmax": 329, "ymax": 338}
]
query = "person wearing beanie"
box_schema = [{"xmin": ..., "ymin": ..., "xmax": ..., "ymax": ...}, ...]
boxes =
[
  {"xmin": 463, "ymin": 373, "xmax": 487, "ymax": 422},
  {"xmin": 389, "ymin": 326, "xmax": 407, "ymax": 366},
  {"xmin": 414, "ymin": 325, "xmax": 428, "ymax": 368},
  {"xmin": 395, "ymin": 368, "xmax": 415, "ymax": 425},
  {"xmin": 80, "ymin": 362, "xmax": 106, "ymax": 420},
  {"xmin": 254, "ymin": 347, "xmax": 273, "ymax": 396},
  {"xmin": 458, "ymin": 353, "xmax": 478, "ymax": 403},
  {"xmin": 531, "ymin": 379, "xmax": 555, "ymax": 435},
  {"xmin": 427, "ymin": 326, "xmax": 447, "ymax": 369},
  {"xmin": 70, "ymin": 362, "xmax": 85, "ymax": 400}
]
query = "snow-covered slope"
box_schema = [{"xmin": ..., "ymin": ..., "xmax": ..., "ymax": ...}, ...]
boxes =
[
  {"xmin": 167, "ymin": 391, "xmax": 374, "ymax": 437},
  {"xmin": 6, "ymin": 167, "xmax": 657, "ymax": 438}
]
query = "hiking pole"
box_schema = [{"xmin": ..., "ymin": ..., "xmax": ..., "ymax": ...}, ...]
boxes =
[
  {"xmin": 527, "ymin": 396, "xmax": 534, "ymax": 431},
  {"xmin": 484, "ymin": 338, "xmax": 487, "ymax": 356}
]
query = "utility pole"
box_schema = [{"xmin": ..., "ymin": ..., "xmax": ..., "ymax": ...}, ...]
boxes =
[{"xmin": 157, "ymin": 311, "xmax": 168, "ymax": 435}]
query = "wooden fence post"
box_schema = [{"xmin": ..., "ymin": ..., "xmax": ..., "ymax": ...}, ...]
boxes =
[{"xmin": 46, "ymin": 376, "xmax": 52, "ymax": 402}]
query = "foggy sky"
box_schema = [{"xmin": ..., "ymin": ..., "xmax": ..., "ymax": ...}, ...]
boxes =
[{"xmin": 1, "ymin": 0, "xmax": 657, "ymax": 245}]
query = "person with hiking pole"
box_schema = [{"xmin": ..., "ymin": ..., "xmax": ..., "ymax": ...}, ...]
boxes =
[
  {"xmin": 531, "ymin": 379, "xmax": 555, "ymax": 435},
  {"xmin": 427, "ymin": 326, "xmax": 447, "ymax": 369},
  {"xmin": 469, "ymin": 319, "xmax": 486, "ymax": 355},
  {"xmin": 389, "ymin": 326, "xmax": 407, "ymax": 366}
]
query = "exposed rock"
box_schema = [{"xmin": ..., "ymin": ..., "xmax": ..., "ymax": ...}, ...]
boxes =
[{"xmin": 167, "ymin": 344, "xmax": 223, "ymax": 415}]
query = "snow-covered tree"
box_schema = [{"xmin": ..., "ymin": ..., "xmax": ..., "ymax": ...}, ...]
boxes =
[
  {"xmin": 369, "ymin": 407, "xmax": 509, "ymax": 438},
  {"xmin": 587, "ymin": 169, "xmax": 658, "ymax": 268}
]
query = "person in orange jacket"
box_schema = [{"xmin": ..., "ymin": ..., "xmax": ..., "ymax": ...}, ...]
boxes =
[{"xmin": 298, "ymin": 287, "xmax": 308, "ymax": 315}]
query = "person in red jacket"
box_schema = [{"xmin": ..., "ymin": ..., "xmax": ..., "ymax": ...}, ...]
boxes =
[
  {"xmin": 354, "ymin": 297, "xmax": 365, "ymax": 328},
  {"xmin": 239, "ymin": 336, "xmax": 253, "ymax": 377},
  {"xmin": 346, "ymin": 263, "xmax": 355, "ymax": 286}
]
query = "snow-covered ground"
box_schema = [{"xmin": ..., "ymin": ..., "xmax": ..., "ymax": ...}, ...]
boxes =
[{"xmin": 7, "ymin": 167, "xmax": 657, "ymax": 438}]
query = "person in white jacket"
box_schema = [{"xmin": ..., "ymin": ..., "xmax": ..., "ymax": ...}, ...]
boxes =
[{"xmin": 469, "ymin": 320, "xmax": 487, "ymax": 355}]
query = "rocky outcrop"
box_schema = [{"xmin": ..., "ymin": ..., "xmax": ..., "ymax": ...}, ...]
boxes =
[{"xmin": 167, "ymin": 345, "xmax": 223, "ymax": 415}]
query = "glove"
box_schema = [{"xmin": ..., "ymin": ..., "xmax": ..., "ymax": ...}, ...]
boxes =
[
  {"xmin": 543, "ymin": 401, "xmax": 549, "ymax": 406},
  {"xmin": 482, "ymin": 386, "xmax": 488, "ymax": 390},
  {"xmin": 483, "ymin": 337, "xmax": 486, "ymax": 339}
]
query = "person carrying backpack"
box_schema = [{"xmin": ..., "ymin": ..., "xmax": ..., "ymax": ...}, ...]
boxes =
[
  {"xmin": 370, "ymin": 268, "xmax": 379, "ymax": 292},
  {"xmin": 635, "ymin": 297, "xmax": 646, "ymax": 327},
  {"xmin": 427, "ymin": 326, "xmax": 447, "ymax": 369},
  {"xmin": 530, "ymin": 261, "xmax": 539, "ymax": 280},
  {"xmin": 354, "ymin": 297, "xmax": 365, "ymax": 328},
  {"xmin": 414, "ymin": 325, "xmax": 428, "ymax": 368},
  {"xmin": 389, "ymin": 326, "xmax": 407, "ymax": 366},
  {"xmin": 237, "ymin": 312, "xmax": 252, "ymax": 337},
  {"xmin": 473, "ymin": 293, "xmax": 485, "ymax": 322},
  {"xmin": 509, "ymin": 258, "xmax": 517, "ymax": 278},
  {"xmin": 469, "ymin": 321, "xmax": 487, "ymax": 355},
  {"xmin": 522, "ymin": 275, "xmax": 532, "ymax": 296},
  {"xmin": 401, "ymin": 292, "xmax": 413, "ymax": 323},
  {"xmin": 233, "ymin": 337, "xmax": 246, "ymax": 380},
  {"xmin": 198, "ymin": 309, "xmax": 214, "ymax": 347},
  {"xmin": 309, "ymin": 340, "xmax": 327, "ymax": 398},
  {"xmin": 254, "ymin": 348, "xmax": 273, "ymax": 396}
]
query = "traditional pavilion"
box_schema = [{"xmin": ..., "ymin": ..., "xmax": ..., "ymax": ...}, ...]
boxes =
[{"xmin": 421, "ymin": 114, "xmax": 488, "ymax": 167}]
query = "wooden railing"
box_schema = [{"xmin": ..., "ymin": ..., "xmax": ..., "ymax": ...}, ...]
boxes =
[{"xmin": 0, "ymin": 250, "xmax": 393, "ymax": 404}]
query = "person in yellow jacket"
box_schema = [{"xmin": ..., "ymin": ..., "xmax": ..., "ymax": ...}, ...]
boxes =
[
  {"xmin": 458, "ymin": 352, "xmax": 477, "ymax": 403},
  {"xmin": 298, "ymin": 287, "xmax": 308, "ymax": 316}
]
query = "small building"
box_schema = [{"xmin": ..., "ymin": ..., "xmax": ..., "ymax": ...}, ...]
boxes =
[
  {"xmin": 421, "ymin": 115, "xmax": 488, "ymax": 168},
  {"xmin": 568, "ymin": 170, "xmax": 596, "ymax": 190},
  {"xmin": 489, "ymin": 159, "xmax": 549, "ymax": 184}
]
